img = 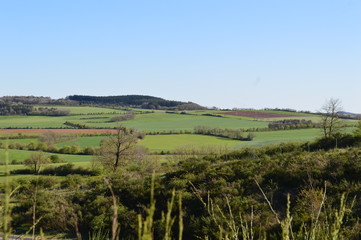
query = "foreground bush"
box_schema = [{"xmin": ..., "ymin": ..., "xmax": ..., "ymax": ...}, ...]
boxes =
[{"xmin": 2, "ymin": 143, "xmax": 361, "ymax": 239}]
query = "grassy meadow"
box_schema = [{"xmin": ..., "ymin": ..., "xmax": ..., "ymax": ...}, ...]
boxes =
[
  {"xmin": 139, "ymin": 134, "xmax": 244, "ymax": 152},
  {"xmin": 55, "ymin": 136, "xmax": 107, "ymax": 148}
]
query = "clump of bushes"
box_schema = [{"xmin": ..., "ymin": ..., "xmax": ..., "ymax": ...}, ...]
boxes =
[
  {"xmin": 268, "ymin": 119, "xmax": 319, "ymax": 130},
  {"xmin": 11, "ymin": 163, "xmax": 99, "ymax": 176},
  {"xmin": 110, "ymin": 111, "xmax": 136, "ymax": 122},
  {"xmin": 29, "ymin": 107, "xmax": 70, "ymax": 116},
  {"xmin": 194, "ymin": 125, "xmax": 254, "ymax": 140}
]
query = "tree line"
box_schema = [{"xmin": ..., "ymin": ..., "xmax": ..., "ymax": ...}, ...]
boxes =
[
  {"xmin": 268, "ymin": 119, "xmax": 319, "ymax": 130},
  {"xmin": 0, "ymin": 96, "xmax": 76, "ymax": 105},
  {"xmin": 0, "ymin": 102, "xmax": 33, "ymax": 115},
  {"xmin": 194, "ymin": 125, "xmax": 255, "ymax": 140},
  {"xmin": 67, "ymin": 95, "xmax": 206, "ymax": 110},
  {"xmin": 110, "ymin": 111, "xmax": 136, "ymax": 122},
  {"xmin": 0, "ymin": 103, "xmax": 70, "ymax": 116}
]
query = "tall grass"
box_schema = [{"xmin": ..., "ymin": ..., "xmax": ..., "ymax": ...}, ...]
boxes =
[
  {"xmin": 256, "ymin": 180, "xmax": 355, "ymax": 240},
  {"xmin": 191, "ymin": 181, "xmax": 257, "ymax": 240},
  {"xmin": 189, "ymin": 179, "xmax": 356, "ymax": 240},
  {"xmin": 138, "ymin": 173, "xmax": 183, "ymax": 240}
]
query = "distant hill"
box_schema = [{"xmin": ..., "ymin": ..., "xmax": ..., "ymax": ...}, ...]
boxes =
[
  {"xmin": 0, "ymin": 95, "xmax": 206, "ymax": 110},
  {"xmin": 0, "ymin": 96, "xmax": 74, "ymax": 105},
  {"xmin": 339, "ymin": 111, "xmax": 361, "ymax": 119},
  {"xmin": 66, "ymin": 95, "xmax": 206, "ymax": 110}
]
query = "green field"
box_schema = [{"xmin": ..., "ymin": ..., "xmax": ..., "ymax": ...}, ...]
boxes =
[
  {"xmin": 56, "ymin": 136, "xmax": 106, "ymax": 148},
  {"xmin": 0, "ymin": 115, "xmax": 79, "ymax": 128},
  {"xmin": 0, "ymin": 104, "xmax": 127, "ymax": 128},
  {"xmin": 0, "ymin": 138, "xmax": 38, "ymax": 146},
  {"xmin": 0, "ymin": 110, "xmax": 268, "ymax": 130},
  {"xmin": 0, "ymin": 149, "xmax": 94, "ymax": 164},
  {"xmin": 242, "ymin": 128, "xmax": 322, "ymax": 147},
  {"xmin": 139, "ymin": 134, "xmax": 244, "ymax": 152},
  {"xmin": 138, "ymin": 129, "xmax": 322, "ymax": 152},
  {"xmin": 121, "ymin": 112, "xmax": 269, "ymax": 131}
]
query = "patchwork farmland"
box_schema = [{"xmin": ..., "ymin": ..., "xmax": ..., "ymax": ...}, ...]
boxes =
[{"xmin": 0, "ymin": 96, "xmax": 360, "ymax": 239}]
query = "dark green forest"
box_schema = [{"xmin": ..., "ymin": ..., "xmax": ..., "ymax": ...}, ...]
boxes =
[{"xmin": 67, "ymin": 95, "xmax": 205, "ymax": 110}]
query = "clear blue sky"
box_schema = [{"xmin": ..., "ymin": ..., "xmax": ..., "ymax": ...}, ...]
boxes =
[{"xmin": 1, "ymin": 0, "xmax": 360, "ymax": 112}]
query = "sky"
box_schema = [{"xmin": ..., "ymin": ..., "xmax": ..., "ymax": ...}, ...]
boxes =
[{"xmin": 1, "ymin": 0, "xmax": 360, "ymax": 112}]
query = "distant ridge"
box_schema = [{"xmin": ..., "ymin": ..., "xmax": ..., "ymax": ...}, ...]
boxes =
[
  {"xmin": 0, "ymin": 95, "xmax": 206, "ymax": 110},
  {"xmin": 66, "ymin": 94, "xmax": 206, "ymax": 110},
  {"xmin": 339, "ymin": 111, "xmax": 361, "ymax": 119}
]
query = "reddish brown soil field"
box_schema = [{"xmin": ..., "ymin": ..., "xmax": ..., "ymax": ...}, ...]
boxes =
[
  {"xmin": 0, "ymin": 129, "xmax": 118, "ymax": 134},
  {"xmin": 220, "ymin": 111, "xmax": 304, "ymax": 119}
]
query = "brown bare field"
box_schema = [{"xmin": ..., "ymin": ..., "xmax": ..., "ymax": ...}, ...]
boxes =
[
  {"xmin": 220, "ymin": 111, "xmax": 305, "ymax": 119},
  {"xmin": 0, "ymin": 129, "xmax": 117, "ymax": 134}
]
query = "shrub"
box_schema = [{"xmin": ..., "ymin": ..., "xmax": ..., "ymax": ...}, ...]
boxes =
[{"xmin": 49, "ymin": 155, "xmax": 66, "ymax": 163}]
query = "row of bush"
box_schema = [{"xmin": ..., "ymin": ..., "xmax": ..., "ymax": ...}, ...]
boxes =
[
  {"xmin": 29, "ymin": 107, "xmax": 71, "ymax": 116},
  {"xmin": 194, "ymin": 125, "xmax": 255, "ymax": 140},
  {"xmin": 0, "ymin": 102, "xmax": 33, "ymax": 115},
  {"xmin": 110, "ymin": 111, "xmax": 136, "ymax": 122},
  {"xmin": 268, "ymin": 119, "xmax": 319, "ymax": 130},
  {"xmin": 0, "ymin": 141, "xmax": 97, "ymax": 155},
  {"xmin": 11, "ymin": 163, "xmax": 99, "ymax": 176}
]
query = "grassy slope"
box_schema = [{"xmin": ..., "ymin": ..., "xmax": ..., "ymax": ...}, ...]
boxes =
[
  {"xmin": 121, "ymin": 112, "xmax": 269, "ymax": 131},
  {"xmin": 0, "ymin": 149, "xmax": 93, "ymax": 164},
  {"xmin": 242, "ymin": 128, "xmax": 321, "ymax": 147},
  {"xmin": 138, "ymin": 130, "xmax": 321, "ymax": 152},
  {"xmin": 0, "ymin": 112, "xmax": 270, "ymax": 130},
  {"xmin": 139, "ymin": 134, "xmax": 244, "ymax": 152},
  {"xmin": 0, "ymin": 138, "xmax": 39, "ymax": 145},
  {"xmin": 0, "ymin": 105, "xmax": 126, "ymax": 128},
  {"xmin": 0, "ymin": 148, "xmax": 93, "ymax": 182},
  {"xmin": 56, "ymin": 136, "xmax": 106, "ymax": 148}
]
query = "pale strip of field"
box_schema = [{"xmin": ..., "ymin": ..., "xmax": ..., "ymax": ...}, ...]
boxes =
[{"xmin": 139, "ymin": 134, "xmax": 244, "ymax": 152}]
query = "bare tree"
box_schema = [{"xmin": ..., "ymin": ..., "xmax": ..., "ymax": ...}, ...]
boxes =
[
  {"xmin": 319, "ymin": 98, "xmax": 344, "ymax": 138},
  {"xmin": 24, "ymin": 151, "xmax": 50, "ymax": 174},
  {"xmin": 98, "ymin": 126, "xmax": 139, "ymax": 172}
]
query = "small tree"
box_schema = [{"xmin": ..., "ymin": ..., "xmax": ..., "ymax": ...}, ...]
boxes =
[
  {"xmin": 98, "ymin": 126, "xmax": 139, "ymax": 172},
  {"xmin": 24, "ymin": 151, "xmax": 50, "ymax": 174},
  {"xmin": 319, "ymin": 98, "xmax": 344, "ymax": 138}
]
